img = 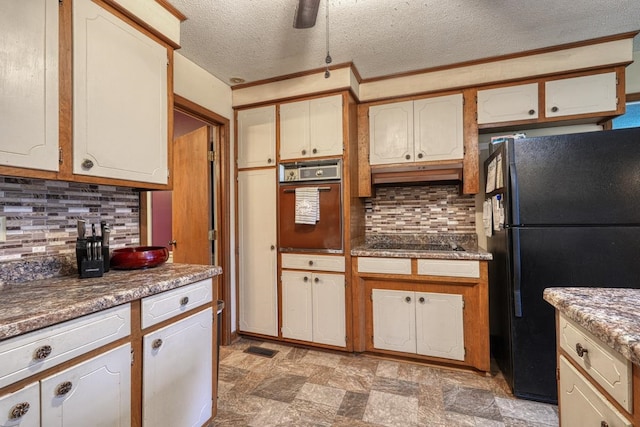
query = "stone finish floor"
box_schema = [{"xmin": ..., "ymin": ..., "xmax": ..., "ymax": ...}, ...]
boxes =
[{"xmin": 212, "ymin": 338, "xmax": 558, "ymax": 427}]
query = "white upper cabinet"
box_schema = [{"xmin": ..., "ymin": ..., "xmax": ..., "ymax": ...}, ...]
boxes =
[
  {"xmin": 477, "ymin": 83, "xmax": 539, "ymax": 124},
  {"xmin": 237, "ymin": 105, "xmax": 276, "ymax": 168},
  {"xmin": 369, "ymin": 94, "xmax": 463, "ymax": 166},
  {"xmin": 0, "ymin": 0, "xmax": 59, "ymax": 171},
  {"xmin": 545, "ymin": 72, "xmax": 617, "ymax": 118},
  {"xmin": 73, "ymin": 0, "xmax": 168, "ymax": 184},
  {"xmin": 280, "ymin": 94, "xmax": 343, "ymax": 160}
]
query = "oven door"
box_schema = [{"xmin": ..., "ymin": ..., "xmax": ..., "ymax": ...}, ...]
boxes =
[{"xmin": 278, "ymin": 182, "xmax": 342, "ymax": 252}]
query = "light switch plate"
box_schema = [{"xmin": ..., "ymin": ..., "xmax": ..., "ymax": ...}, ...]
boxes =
[{"xmin": 0, "ymin": 216, "xmax": 5, "ymax": 242}]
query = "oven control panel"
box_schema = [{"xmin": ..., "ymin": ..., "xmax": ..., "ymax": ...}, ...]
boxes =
[{"xmin": 279, "ymin": 160, "xmax": 341, "ymax": 182}]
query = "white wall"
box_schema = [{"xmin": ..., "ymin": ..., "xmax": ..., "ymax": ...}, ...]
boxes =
[
  {"xmin": 173, "ymin": 53, "xmax": 237, "ymax": 332},
  {"xmin": 627, "ymin": 49, "xmax": 640, "ymax": 94}
]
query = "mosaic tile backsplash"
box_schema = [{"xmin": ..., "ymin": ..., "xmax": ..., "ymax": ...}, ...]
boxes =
[
  {"xmin": 0, "ymin": 176, "xmax": 140, "ymax": 262},
  {"xmin": 365, "ymin": 184, "xmax": 476, "ymax": 234}
]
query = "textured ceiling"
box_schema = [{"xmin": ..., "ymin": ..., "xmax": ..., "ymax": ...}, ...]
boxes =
[{"xmin": 167, "ymin": 0, "xmax": 640, "ymax": 86}]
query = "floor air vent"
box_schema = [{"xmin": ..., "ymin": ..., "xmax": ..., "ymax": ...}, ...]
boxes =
[{"xmin": 244, "ymin": 346, "xmax": 278, "ymax": 358}]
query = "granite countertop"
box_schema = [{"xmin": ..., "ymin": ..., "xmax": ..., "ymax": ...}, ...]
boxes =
[
  {"xmin": 350, "ymin": 233, "xmax": 492, "ymax": 261},
  {"xmin": 543, "ymin": 287, "xmax": 640, "ymax": 366},
  {"xmin": 0, "ymin": 263, "xmax": 221, "ymax": 341}
]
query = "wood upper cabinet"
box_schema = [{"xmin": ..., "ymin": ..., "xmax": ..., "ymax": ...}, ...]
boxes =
[
  {"xmin": 237, "ymin": 105, "xmax": 276, "ymax": 168},
  {"xmin": 280, "ymin": 94, "xmax": 343, "ymax": 160},
  {"xmin": 73, "ymin": 0, "xmax": 169, "ymax": 185},
  {"xmin": 369, "ymin": 94, "xmax": 463, "ymax": 165},
  {"xmin": 477, "ymin": 83, "xmax": 539, "ymax": 124},
  {"xmin": 0, "ymin": 0, "xmax": 59, "ymax": 172},
  {"xmin": 545, "ymin": 72, "xmax": 618, "ymax": 118}
]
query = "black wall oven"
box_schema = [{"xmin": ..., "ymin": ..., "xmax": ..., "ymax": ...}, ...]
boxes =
[{"xmin": 278, "ymin": 160, "xmax": 342, "ymax": 253}]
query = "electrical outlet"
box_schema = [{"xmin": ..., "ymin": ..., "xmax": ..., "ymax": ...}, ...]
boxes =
[{"xmin": 0, "ymin": 216, "xmax": 5, "ymax": 242}]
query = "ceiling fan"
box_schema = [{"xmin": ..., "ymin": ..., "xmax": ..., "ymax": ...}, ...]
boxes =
[{"xmin": 293, "ymin": 0, "xmax": 320, "ymax": 28}]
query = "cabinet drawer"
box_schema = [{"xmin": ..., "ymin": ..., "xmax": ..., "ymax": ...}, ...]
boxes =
[
  {"xmin": 0, "ymin": 382, "xmax": 39, "ymax": 427},
  {"xmin": 141, "ymin": 279, "xmax": 213, "ymax": 329},
  {"xmin": 417, "ymin": 259, "xmax": 479, "ymax": 278},
  {"xmin": 358, "ymin": 257, "xmax": 411, "ymax": 275},
  {"xmin": 281, "ymin": 254, "xmax": 345, "ymax": 272},
  {"xmin": 559, "ymin": 313, "xmax": 632, "ymax": 412},
  {"xmin": 0, "ymin": 304, "xmax": 130, "ymax": 389},
  {"xmin": 559, "ymin": 356, "xmax": 632, "ymax": 427}
]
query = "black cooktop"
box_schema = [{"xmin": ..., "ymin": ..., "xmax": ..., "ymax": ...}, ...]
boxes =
[{"xmin": 367, "ymin": 242, "xmax": 465, "ymax": 251}]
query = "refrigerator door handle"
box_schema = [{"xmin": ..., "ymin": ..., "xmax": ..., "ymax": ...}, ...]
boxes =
[{"xmin": 512, "ymin": 228, "xmax": 523, "ymax": 317}]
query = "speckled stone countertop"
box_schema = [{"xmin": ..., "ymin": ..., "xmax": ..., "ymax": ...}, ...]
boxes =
[
  {"xmin": 544, "ymin": 287, "xmax": 640, "ymax": 366},
  {"xmin": 351, "ymin": 233, "xmax": 493, "ymax": 261},
  {"xmin": 0, "ymin": 263, "xmax": 221, "ymax": 341}
]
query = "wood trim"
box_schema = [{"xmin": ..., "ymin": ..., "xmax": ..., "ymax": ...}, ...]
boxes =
[
  {"xmin": 360, "ymin": 31, "xmax": 638, "ymax": 84},
  {"xmin": 231, "ymin": 62, "xmax": 355, "ymax": 90},
  {"xmin": 356, "ymin": 104, "xmax": 372, "ymax": 197},
  {"xmin": 154, "ymin": 0, "xmax": 187, "ymax": 21},
  {"xmin": 171, "ymin": 96, "xmax": 232, "ymax": 347},
  {"xmin": 462, "ymin": 88, "xmax": 479, "ymax": 194},
  {"xmin": 130, "ymin": 300, "xmax": 142, "ymax": 427},
  {"xmin": 627, "ymin": 92, "xmax": 640, "ymax": 102},
  {"xmin": 59, "ymin": 0, "xmax": 73, "ymax": 181},
  {"xmin": 233, "ymin": 87, "xmax": 355, "ymax": 111}
]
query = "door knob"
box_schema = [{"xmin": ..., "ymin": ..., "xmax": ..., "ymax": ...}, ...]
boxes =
[{"xmin": 168, "ymin": 240, "xmax": 177, "ymax": 247}]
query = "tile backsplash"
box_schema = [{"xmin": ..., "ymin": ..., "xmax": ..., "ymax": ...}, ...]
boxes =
[
  {"xmin": 0, "ymin": 176, "xmax": 140, "ymax": 261},
  {"xmin": 365, "ymin": 184, "xmax": 476, "ymax": 234}
]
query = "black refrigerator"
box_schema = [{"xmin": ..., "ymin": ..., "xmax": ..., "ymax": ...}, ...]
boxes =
[{"xmin": 485, "ymin": 127, "xmax": 640, "ymax": 404}]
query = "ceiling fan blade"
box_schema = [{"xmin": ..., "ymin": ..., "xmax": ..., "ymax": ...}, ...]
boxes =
[{"xmin": 293, "ymin": 0, "xmax": 320, "ymax": 28}]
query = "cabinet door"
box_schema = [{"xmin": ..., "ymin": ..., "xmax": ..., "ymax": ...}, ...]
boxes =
[
  {"xmin": 0, "ymin": 382, "xmax": 39, "ymax": 427},
  {"xmin": 312, "ymin": 273, "xmax": 346, "ymax": 347},
  {"xmin": 369, "ymin": 101, "xmax": 414, "ymax": 165},
  {"xmin": 237, "ymin": 106, "xmax": 276, "ymax": 168},
  {"xmin": 477, "ymin": 83, "xmax": 539, "ymax": 124},
  {"xmin": 545, "ymin": 72, "xmax": 617, "ymax": 118},
  {"xmin": 414, "ymin": 94, "xmax": 464, "ymax": 162},
  {"xmin": 281, "ymin": 271, "xmax": 313, "ymax": 341},
  {"xmin": 559, "ymin": 356, "xmax": 632, "ymax": 427},
  {"xmin": 372, "ymin": 289, "xmax": 416, "ymax": 353},
  {"xmin": 41, "ymin": 344, "xmax": 131, "ymax": 427},
  {"xmin": 143, "ymin": 309, "xmax": 212, "ymax": 427},
  {"xmin": 0, "ymin": 0, "xmax": 59, "ymax": 172},
  {"xmin": 73, "ymin": 0, "xmax": 168, "ymax": 184},
  {"xmin": 309, "ymin": 95, "xmax": 343, "ymax": 158},
  {"xmin": 280, "ymin": 100, "xmax": 310, "ymax": 160},
  {"xmin": 415, "ymin": 292, "xmax": 464, "ymax": 361},
  {"xmin": 237, "ymin": 169, "xmax": 278, "ymax": 336}
]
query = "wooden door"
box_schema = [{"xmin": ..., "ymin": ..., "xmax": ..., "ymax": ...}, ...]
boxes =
[
  {"xmin": 415, "ymin": 292, "xmax": 465, "ymax": 361},
  {"xmin": 172, "ymin": 126, "xmax": 212, "ymax": 265},
  {"xmin": 545, "ymin": 72, "xmax": 617, "ymax": 118},
  {"xmin": 237, "ymin": 106, "xmax": 276, "ymax": 168},
  {"xmin": 281, "ymin": 270, "xmax": 313, "ymax": 341},
  {"xmin": 312, "ymin": 273, "xmax": 346, "ymax": 347},
  {"xmin": 280, "ymin": 100, "xmax": 310, "ymax": 160},
  {"xmin": 309, "ymin": 94, "xmax": 344, "ymax": 158},
  {"xmin": 40, "ymin": 344, "xmax": 131, "ymax": 427},
  {"xmin": 477, "ymin": 83, "xmax": 539, "ymax": 124},
  {"xmin": 414, "ymin": 93, "xmax": 464, "ymax": 162},
  {"xmin": 368, "ymin": 101, "xmax": 414, "ymax": 165},
  {"xmin": 372, "ymin": 289, "xmax": 416, "ymax": 353},
  {"xmin": 0, "ymin": 382, "xmax": 39, "ymax": 427}
]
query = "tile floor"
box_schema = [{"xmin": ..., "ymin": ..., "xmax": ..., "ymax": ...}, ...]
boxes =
[{"xmin": 212, "ymin": 338, "xmax": 558, "ymax": 427}]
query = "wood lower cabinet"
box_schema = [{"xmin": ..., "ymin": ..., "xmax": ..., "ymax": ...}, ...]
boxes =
[
  {"xmin": 143, "ymin": 308, "xmax": 213, "ymax": 427},
  {"xmin": 41, "ymin": 344, "xmax": 131, "ymax": 427}
]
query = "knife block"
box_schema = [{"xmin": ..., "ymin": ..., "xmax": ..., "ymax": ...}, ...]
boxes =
[{"xmin": 79, "ymin": 258, "xmax": 104, "ymax": 279}]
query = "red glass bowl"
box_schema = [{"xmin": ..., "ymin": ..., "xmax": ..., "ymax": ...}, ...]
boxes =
[{"xmin": 110, "ymin": 246, "xmax": 169, "ymax": 270}]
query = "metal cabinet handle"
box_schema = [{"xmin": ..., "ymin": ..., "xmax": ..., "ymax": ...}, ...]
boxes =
[
  {"xmin": 81, "ymin": 159, "xmax": 94, "ymax": 169},
  {"xmin": 56, "ymin": 381, "xmax": 73, "ymax": 397},
  {"xmin": 405, "ymin": 296, "xmax": 411, "ymax": 303},
  {"xmin": 528, "ymin": 109, "xmax": 535, "ymax": 115},
  {"xmin": 601, "ymin": 421, "xmax": 609, "ymax": 427},
  {"xmin": 312, "ymin": 148, "xmax": 318, "ymax": 154},
  {"xmin": 180, "ymin": 296, "xmax": 189, "ymax": 306},
  {"xmin": 301, "ymin": 149, "xmax": 307, "ymax": 155},
  {"xmin": 9, "ymin": 402, "xmax": 30, "ymax": 419},
  {"xmin": 417, "ymin": 153, "xmax": 424, "ymax": 159},
  {"xmin": 419, "ymin": 297, "xmax": 425, "ymax": 303},
  {"xmin": 551, "ymin": 106, "xmax": 559, "ymax": 113},
  {"xmin": 405, "ymin": 154, "xmax": 411, "ymax": 160},
  {"xmin": 303, "ymin": 276, "xmax": 309, "ymax": 282},
  {"xmin": 270, "ymin": 245, "xmax": 275, "ymax": 250},
  {"xmin": 34, "ymin": 345, "xmax": 52, "ymax": 361},
  {"xmin": 267, "ymin": 158, "xmax": 273, "ymax": 164},
  {"xmin": 152, "ymin": 338, "xmax": 163, "ymax": 350},
  {"xmin": 308, "ymin": 260, "xmax": 314, "ymax": 266},
  {"xmin": 314, "ymin": 277, "xmax": 320, "ymax": 283},
  {"xmin": 575, "ymin": 343, "xmax": 588, "ymax": 357}
]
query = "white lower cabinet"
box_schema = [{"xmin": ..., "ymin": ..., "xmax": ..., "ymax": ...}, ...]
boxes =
[
  {"xmin": 0, "ymin": 382, "xmax": 40, "ymax": 427},
  {"xmin": 559, "ymin": 355, "xmax": 632, "ymax": 427},
  {"xmin": 143, "ymin": 308, "xmax": 213, "ymax": 427},
  {"xmin": 372, "ymin": 289, "xmax": 464, "ymax": 361},
  {"xmin": 41, "ymin": 344, "xmax": 131, "ymax": 427},
  {"xmin": 281, "ymin": 271, "xmax": 346, "ymax": 347}
]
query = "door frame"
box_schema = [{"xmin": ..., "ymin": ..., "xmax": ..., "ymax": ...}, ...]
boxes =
[{"xmin": 141, "ymin": 94, "xmax": 232, "ymax": 345}]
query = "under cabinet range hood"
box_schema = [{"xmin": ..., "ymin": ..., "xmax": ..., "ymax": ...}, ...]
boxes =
[{"xmin": 370, "ymin": 161, "xmax": 463, "ymax": 185}]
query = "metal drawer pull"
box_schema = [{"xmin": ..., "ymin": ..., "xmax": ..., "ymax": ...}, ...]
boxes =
[
  {"xmin": 575, "ymin": 343, "xmax": 588, "ymax": 357},
  {"xmin": 81, "ymin": 159, "xmax": 94, "ymax": 169},
  {"xmin": 34, "ymin": 345, "xmax": 52, "ymax": 360},
  {"xmin": 180, "ymin": 296, "xmax": 189, "ymax": 306},
  {"xmin": 551, "ymin": 106, "xmax": 559, "ymax": 113},
  {"xmin": 56, "ymin": 381, "xmax": 73, "ymax": 397},
  {"xmin": 528, "ymin": 109, "xmax": 536, "ymax": 115},
  {"xmin": 283, "ymin": 187, "xmax": 332, "ymax": 193},
  {"xmin": 308, "ymin": 260, "xmax": 314, "ymax": 266},
  {"xmin": 152, "ymin": 339, "xmax": 163, "ymax": 350},
  {"xmin": 9, "ymin": 402, "xmax": 30, "ymax": 419}
]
